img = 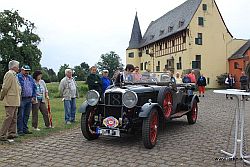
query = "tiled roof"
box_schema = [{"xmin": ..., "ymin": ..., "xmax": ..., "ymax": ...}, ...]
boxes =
[
  {"xmin": 127, "ymin": 12, "xmax": 142, "ymax": 49},
  {"xmin": 139, "ymin": 0, "xmax": 202, "ymax": 48},
  {"xmin": 229, "ymin": 40, "xmax": 250, "ymax": 60}
]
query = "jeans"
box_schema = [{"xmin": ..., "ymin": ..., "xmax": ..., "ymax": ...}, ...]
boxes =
[
  {"xmin": 17, "ymin": 97, "xmax": 32, "ymax": 133},
  {"xmin": 64, "ymin": 98, "xmax": 76, "ymax": 122}
]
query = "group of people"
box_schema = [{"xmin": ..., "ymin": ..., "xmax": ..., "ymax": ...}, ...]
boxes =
[
  {"xmin": 0, "ymin": 60, "xmax": 53, "ymax": 141},
  {"xmin": 225, "ymin": 72, "xmax": 249, "ymax": 99},
  {"xmin": 0, "ymin": 60, "xmax": 80, "ymax": 141},
  {"xmin": 86, "ymin": 65, "xmax": 142, "ymax": 95}
]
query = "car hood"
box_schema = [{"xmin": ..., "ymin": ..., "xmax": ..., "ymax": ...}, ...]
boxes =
[{"xmin": 105, "ymin": 85, "xmax": 161, "ymax": 94}]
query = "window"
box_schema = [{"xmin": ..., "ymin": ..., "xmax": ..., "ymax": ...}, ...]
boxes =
[
  {"xmin": 192, "ymin": 55, "xmax": 201, "ymax": 69},
  {"xmin": 140, "ymin": 63, "xmax": 143, "ymax": 70},
  {"xmin": 177, "ymin": 57, "xmax": 182, "ymax": 70},
  {"xmin": 168, "ymin": 26, "xmax": 173, "ymax": 33},
  {"xmin": 139, "ymin": 52, "xmax": 142, "ymax": 57},
  {"xmin": 144, "ymin": 62, "xmax": 147, "ymax": 70},
  {"xmin": 179, "ymin": 21, "xmax": 184, "ymax": 28},
  {"xmin": 203, "ymin": 4, "xmax": 207, "ymax": 11},
  {"xmin": 172, "ymin": 40, "xmax": 175, "ymax": 47},
  {"xmin": 128, "ymin": 52, "xmax": 134, "ymax": 58},
  {"xmin": 159, "ymin": 30, "xmax": 164, "ymax": 36},
  {"xmin": 156, "ymin": 61, "xmax": 160, "ymax": 72},
  {"xmin": 146, "ymin": 49, "xmax": 149, "ymax": 54},
  {"xmin": 195, "ymin": 33, "xmax": 202, "ymax": 45},
  {"xmin": 198, "ymin": 17, "xmax": 204, "ymax": 26},
  {"xmin": 234, "ymin": 62, "xmax": 240, "ymax": 69}
]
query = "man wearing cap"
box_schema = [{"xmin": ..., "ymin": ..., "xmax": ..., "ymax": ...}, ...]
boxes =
[
  {"xmin": 0, "ymin": 60, "xmax": 21, "ymax": 141},
  {"xmin": 17, "ymin": 65, "xmax": 36, "ymax": 135},
  {"xmin": 101, "ymin": 70, "xmax": 112, "ymax": 94}
]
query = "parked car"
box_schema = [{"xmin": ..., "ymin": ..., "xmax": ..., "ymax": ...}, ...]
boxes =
[{"xmin": 79, "ymin": 75, "xmax": 199, "ymax": 149}]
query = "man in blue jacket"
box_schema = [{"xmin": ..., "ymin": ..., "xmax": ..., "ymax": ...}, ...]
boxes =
[{"xmin": 17, "ymin": 65, "xmax": 36, "ymax": 135}]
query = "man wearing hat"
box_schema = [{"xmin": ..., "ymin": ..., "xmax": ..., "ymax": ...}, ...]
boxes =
[
  {"xmin": 17, "ymin": 65, "xmax": 36, "ymax": 135},
  {"xmin": 101, "ymin": 70, "xmax": 112, "ymax": 94}
]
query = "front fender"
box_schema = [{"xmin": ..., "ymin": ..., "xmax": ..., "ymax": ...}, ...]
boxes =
[
  {"xmin": 139, "ymin": 103, "xmax": 162, "ymax": 118},
  {"xmin": 78, "ymin": 101, "xmax": 89, "ymax": 113},
  {"xmin": 191, "ymin": 94, "xmax": 199, "ymax": 107}
]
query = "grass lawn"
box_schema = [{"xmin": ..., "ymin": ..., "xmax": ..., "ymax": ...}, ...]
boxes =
[{"xmin": 0, "ymin": 97, "xmax": 85, "ymax": 142}]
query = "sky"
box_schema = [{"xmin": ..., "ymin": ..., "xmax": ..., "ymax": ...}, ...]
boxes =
[{"xmin": 1, "ymin": 0, "xmax": 250, "ymax": 72}]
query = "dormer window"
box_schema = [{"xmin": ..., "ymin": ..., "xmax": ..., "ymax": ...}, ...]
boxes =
[
  {"xmin": 150, "ymin": 35, "xmax": 155, "ymax": 40},
  {"xmin": 178, "ymin": 20, "xmax": 185, "ymax": 28},
  {"xmin": 168, "ymin": 26, "xmax": 173, "ymax": 33},
  {"xmin": 159, "ymin": 30, "xmax": 164, "ymax": 36}
]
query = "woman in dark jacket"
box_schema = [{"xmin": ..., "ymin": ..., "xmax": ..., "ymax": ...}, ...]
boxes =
[{"xmin": 196, "ymin": 74, "xmax": 207, "ymax": 97}]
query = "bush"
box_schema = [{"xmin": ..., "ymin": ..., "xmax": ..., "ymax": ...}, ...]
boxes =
[
  {"xmin": 46, "ymin": 81, "xmax": 88, "ymax": 98},
  {"xmin": 216, "ymin": 73, "xmax": 228, "ymax": 87}
]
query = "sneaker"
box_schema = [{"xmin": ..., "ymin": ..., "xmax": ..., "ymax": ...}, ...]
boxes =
[
  {"xmin": 66, "ymin": 121, "xmax": 71, "ymax": 125},
  {"xmin": 33, "ymin": 128, "xmax": 40, "ymax": 131},
  {"xmin": 24, "ymin": 131, "xmax": 33, "ymax": 134},
  {"xmin": 7, "ymin": 135, "xmax": 18, "ymax": 139}
]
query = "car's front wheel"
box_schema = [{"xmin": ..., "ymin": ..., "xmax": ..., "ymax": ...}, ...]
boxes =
[
  {"xmin": 187, "ymin": 100, "xmax": 198, "ymax": 124},
  {"xmin": 81, "ymin": 107, "xmax": 99, "ymax": 140},
  {"xmin": 142, "ymin": 108, "xmax": 159, "ymax": 149}
]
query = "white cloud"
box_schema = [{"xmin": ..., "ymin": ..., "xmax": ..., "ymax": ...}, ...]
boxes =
[{"xmin": 1, "ymin": 0, "xmax": 249, "ymax": 72}]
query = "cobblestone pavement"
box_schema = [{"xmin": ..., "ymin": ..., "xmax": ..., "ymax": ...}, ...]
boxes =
[{"xmin": 1, "ymin": 90, "xmax": 250, "ymax": 167}]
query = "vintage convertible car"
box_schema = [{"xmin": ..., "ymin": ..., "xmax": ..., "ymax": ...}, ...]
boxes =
[{"xmin": 79, "ymin": 75, "xmax": 199, "ymax": 149}]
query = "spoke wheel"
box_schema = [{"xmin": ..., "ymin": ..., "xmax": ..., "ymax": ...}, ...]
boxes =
[
  {"xmin": 142, "ymin": 108, "xmax": 159, "ymax": 149},
  {"xmin": 81, "ymin": 107, "xmax": 99, "ymax": 140},
  {"xmin": 163, "ymin": 92, "xmax": 173, "ymax": 118},
  {"xmin": 187, "ymin": 100, "xmax": 198, "ymax": 124}
]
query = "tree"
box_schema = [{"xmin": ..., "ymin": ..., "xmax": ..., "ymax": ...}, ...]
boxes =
[
  {"xmin": 47, "ymin": 68, "xmax": 58, "ymax": 82},
  {"xmin": 97, "ymin": 51, "xmax": 123, "ymax": 78},
  {"xmin": 0, "ymin": 10, "xmax": 42, "ymax": 82},
  {"xmin": 57, "ymin": 64, "xmax": 69, "ymax": 81},
  {"xmin": 41, "ymin": 67, "xmax": 51, "ymax": 83},
  {"xmin": 74, "ymin": 65, "xmax": 85, "ymax": 81}
]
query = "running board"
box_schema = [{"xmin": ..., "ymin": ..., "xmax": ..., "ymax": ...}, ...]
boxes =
[{"xmin": 170, "ymin": 110, "xmax": 190, "ymax": 119}]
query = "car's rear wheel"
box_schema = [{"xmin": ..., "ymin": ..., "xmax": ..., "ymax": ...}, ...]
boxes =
[
  {"xmin": 142, "ymin": 108, "xmax": 159, "ymax": 149},
  {"xmin": 81, "ymin": 107, "xmax": 99, "ymax": 140},
  {"xmin": 157, "ymin": 87, "xmax": 173, "ymax": 119},
  {"xmin": 187, "ymin": 100, "xmax": 198, "ymax": 124}
]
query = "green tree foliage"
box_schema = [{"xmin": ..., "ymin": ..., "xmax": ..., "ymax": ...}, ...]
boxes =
[
  {"xmin": 57, "ymin": 64, "xmax": 69, "ymax": 81},
  {"xmin": 0, "ymin": 10, "xmax": 42, "ymax": 82},
  {"xmin": 41, "ymin": 67, "xmax": 51, "ymax": 83},
  {"xmin": 97, "ymin": 51, "xmax": 123, "ymax": 78},
  {"xmin": 47, "ymin": 68, "xmax": 58, "ymax": 82},
  {"xmin": 216, "ymin": 73, "xmax": 228, "ymax": 87},
  {"xmin": 74, "ymin": 65, "xmax": 85, "ymax": 81}
]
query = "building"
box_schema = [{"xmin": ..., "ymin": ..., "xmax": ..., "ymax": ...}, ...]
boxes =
[
  {"xmin": 228, "ymin": 40, "xmax": 250, "ymax": 88},
  {"xmin": 126, "ymin": 0, "xmax": 247, "ymax": 88}
]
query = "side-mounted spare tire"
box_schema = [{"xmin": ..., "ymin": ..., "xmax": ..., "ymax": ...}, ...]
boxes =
[
  {"xmin": 157, "ymin": 86, "xmax": 173, "ymax": 119},
  {"xmin": 81, "ymin": 107, "xmax": 99, "ymax": 140}
]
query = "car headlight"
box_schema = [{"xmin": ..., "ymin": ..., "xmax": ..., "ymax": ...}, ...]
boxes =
[
  {"xmin": 86, "ymin": 90, "xmax": 100, "ymax": 106},
  {"xmin": 122, "ymin": 91, "xmax": 138, "ymax": 108}
]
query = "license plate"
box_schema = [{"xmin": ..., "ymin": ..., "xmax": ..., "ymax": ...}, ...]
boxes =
[{"xmin": 100, "ymin": 128, "xmax": 120, "ymax": 137}]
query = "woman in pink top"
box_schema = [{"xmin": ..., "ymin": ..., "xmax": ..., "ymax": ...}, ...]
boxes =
[
  {"xmin": 188, "ymin": 70, "xmax": 196, "ymax": 83},
  {"xmin": 133, "ymin": 66, "xmax": 142, "ymax": 81}
]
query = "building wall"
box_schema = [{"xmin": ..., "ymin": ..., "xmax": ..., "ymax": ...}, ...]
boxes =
[
  {"xmin": 187, "ymin": 0, "xmax": 234, "ymax": 88},
  {"xmin": 229, "ymin": 49, "xmax": 250, "ymax": 88},
  {"xmin": 126, "ymin": 0, "xmax": 246, "ymax": 88}
]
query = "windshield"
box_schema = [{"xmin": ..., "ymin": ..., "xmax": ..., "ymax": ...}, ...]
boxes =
[{"xmin": 123, "ymin": 72, "xmax": 172, "ymax": 83}]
